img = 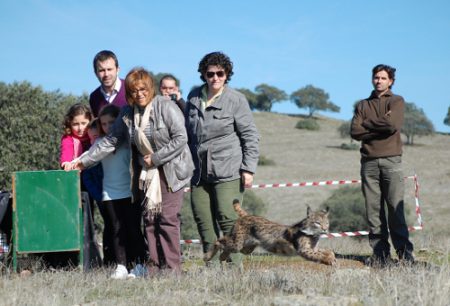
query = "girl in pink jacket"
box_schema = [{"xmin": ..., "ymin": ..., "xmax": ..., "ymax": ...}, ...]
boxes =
[{"xmin": 60, "ymin": 103, "xmax": 92, "ymax": 170}]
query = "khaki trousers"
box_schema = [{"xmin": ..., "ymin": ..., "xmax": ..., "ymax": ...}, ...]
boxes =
[{"xmin": 361, "ymin": 156, "xmax": 414, "ymax": 258}]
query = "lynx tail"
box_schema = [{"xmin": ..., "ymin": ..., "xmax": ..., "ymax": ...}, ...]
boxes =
[{"xmin": 232, "ymin": 199, "xmax": 248, "ymax": 217}]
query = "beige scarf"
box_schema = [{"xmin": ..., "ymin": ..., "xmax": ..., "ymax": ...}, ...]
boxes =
[{"xmin": 133, "ymin": 103, "xmax": 162, "ymax": 217}]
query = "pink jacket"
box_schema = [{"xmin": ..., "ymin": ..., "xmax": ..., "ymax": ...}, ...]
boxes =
[{"xmin": 59, "ymin": 134, "xmax": 90, "ymax": 167}]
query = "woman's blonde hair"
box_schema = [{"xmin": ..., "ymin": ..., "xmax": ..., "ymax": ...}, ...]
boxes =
[{"xmin": 125, "ymin": 67, "xmax": 156, "ymax": 105}]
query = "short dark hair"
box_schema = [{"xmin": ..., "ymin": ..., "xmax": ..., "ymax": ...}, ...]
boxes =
[
  {"xmin": 93, "ymin": 50, "xmax": 119, "ymax": 73},
  {"xmin": 159, "ymin": 74, "xmax": 179, "ymax": 87},
  {"xmin": 372, "ymin": 64, "xmax": 396, "ymax": 88},
  {"xmin": 198, "ymin": 51, "xmax": 234, "ymax": 83}
]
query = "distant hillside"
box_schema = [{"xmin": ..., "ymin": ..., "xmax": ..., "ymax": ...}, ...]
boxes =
[{"xmin": 252, "ymin": 112, "xmax": 450, "ymax": 237}]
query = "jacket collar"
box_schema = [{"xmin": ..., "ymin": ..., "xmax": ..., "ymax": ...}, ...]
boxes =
[
  {"xmin": 369, "ymin": 89, "xmax": 393, "ymax": 99},
  {"xmin": 190, "ymin": 84, "xmax": 230, "ymax": 111},
  {"xmin": 205, "ymin": 85, "xmax": 228, "ymax": 110}
]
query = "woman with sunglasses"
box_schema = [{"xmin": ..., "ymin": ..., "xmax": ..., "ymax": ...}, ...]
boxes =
[{"xmin": 185, "ymin": 51, "xmax": 259, "ymax": 266}]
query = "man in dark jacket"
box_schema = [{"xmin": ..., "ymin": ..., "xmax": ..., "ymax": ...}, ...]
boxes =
[{"xmin": 351, "ymin": 64, "xmax": 414, "ymax": 266}]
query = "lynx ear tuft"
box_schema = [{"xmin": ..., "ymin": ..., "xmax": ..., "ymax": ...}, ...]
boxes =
[{"xmin": 306, "ymin": 205, "xmax": 311, "ymax": 217}]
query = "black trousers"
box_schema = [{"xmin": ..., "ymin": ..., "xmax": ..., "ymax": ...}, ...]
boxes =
[{"xmin": 103, "ymin": 198, "xmax": 146, "ymax": 267}]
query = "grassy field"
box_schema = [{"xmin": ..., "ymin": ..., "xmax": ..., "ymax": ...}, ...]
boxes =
[{"xmin": 1, "ymin": 112, "xmax": 449, "ymax": 305}]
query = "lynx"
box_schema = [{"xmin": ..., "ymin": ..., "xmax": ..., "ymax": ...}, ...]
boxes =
[{"xmin": 204, "ymin": 200, "xmax": 336, "ymax": 265}]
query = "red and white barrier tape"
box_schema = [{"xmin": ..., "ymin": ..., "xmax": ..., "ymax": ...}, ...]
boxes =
[
  {"xmin": 180, "ymin": 239, "xmax": 201, "ymax": 245},
  {"xmin": 180, "ymin": 175, "xmax": 423, "ymax": 244}
]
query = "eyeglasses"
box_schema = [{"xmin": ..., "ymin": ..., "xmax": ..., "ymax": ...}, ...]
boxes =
[
  {"xmin": 205, "ymin": 71, "xmax": 226, "ymax": 78},
  {"xmin": 130, "ymin": 88, "xmax": 148, "ymax": 96}
]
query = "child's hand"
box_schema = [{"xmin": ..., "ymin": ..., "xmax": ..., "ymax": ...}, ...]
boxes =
[
  {"xmin": 61, "ymin": 162, "xmax": 73, "ymax": 171},
  {"xmin": 143, "ymin": 154, "xmax": 154, "ymax": 168}
]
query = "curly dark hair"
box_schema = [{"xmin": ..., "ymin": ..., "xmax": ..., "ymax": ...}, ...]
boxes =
[
  {"xmin": 372, "ymin": 64, "xmax": 396, "ymax": 88},
  {"xmin": 198, "ymin": 51, "xmax": 234, "ymax": 83}
]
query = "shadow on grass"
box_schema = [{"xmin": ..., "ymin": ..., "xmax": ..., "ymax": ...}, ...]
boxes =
[{"xmin": 335, "ymin": 252, "xmax": 440, "ymax": 270}]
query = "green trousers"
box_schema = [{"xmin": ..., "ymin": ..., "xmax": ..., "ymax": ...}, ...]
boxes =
[{"xmin": 190, "ymin": 179, "xmax": 243, "ymax": 264}]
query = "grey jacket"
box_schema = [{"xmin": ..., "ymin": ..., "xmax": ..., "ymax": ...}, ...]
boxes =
[
  {"xmin": 80, "ymin": 95, "xmax": 194, "ymax": 194},
  {"xmin": 186, "ymin": 85, "xmax": 259, "ymax": 185}
]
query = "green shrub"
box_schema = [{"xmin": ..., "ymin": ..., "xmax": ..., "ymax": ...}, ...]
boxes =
[
  {"xmin": 295, "ymin": 118, "xmax": 320, "ymax": 131},
  {"xmin": 320, "ymin": 186, "xmax": 366, "ymax": 232},
  {"xmin": 258, "ymin": 155, "xmax": 275, "ymax": 166},
  {"xmin": 241, "ymin": 189, "xmax": 268, "ymax": 216},
  {"xmin": 340, "ymin": 143, "xmax": 359, "ymax": 150},
  {"xmin": 0, "ymin": 81, "xmax": 87, "ymax": 190},
  {"xmin": 337, "ymin": 120, "xmax": 351, "ymax": 138}
]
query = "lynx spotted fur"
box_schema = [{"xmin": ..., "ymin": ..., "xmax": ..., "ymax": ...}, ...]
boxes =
[{"xmin": 204, "ymin": 200, "xmax": 336, "ymax": 265}]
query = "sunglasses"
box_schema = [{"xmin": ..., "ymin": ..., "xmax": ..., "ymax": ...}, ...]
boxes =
[{"xmin": 206, "ymin": 71, "xmax": 226, "ymax": 78}]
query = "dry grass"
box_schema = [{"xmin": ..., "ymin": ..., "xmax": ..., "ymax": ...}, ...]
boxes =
[{"xmin": 1, "ymin": 250, "xmax": 449, "ymax": 305}]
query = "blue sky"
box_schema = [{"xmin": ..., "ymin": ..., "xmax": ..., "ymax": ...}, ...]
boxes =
[{"xmin": 1, "ymin": 0, "xmax": 449, "ymax": 132}]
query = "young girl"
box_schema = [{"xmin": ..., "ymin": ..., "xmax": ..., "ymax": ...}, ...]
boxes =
[
  {"xmin": 97, "ymin": 104, "xmax": 146, "ymax": 279},
  {"xmin": 60, "ymin": 103, "xmax": 92, "ymax": 170},
  {"xmin": 57, "ymin": 103, "xmax": 98, "ymax": 268}
]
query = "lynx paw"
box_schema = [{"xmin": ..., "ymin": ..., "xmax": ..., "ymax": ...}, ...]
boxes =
[
  {"xmin": 203, "ymin": 252, "xmax": 213, "ymax": 262},
  {"xmin": 323, "ymin": 250, "xmax": 336, "ymax": 266}
]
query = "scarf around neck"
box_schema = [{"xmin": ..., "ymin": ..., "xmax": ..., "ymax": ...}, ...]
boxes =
[{"xmin": 133, "ymin": 103, "xmax": 162, "ymax": 217}]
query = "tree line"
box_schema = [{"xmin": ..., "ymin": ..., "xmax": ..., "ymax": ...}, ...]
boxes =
[{"xmin": 236, "ymin": 83, "xmax": 340, "ymax": 116}]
